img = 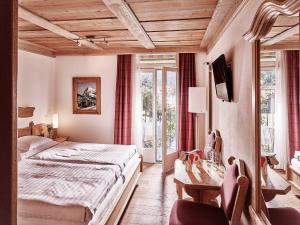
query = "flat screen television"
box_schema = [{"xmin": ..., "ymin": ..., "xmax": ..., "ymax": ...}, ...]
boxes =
[{"xmin": 212, "ymin": 54, "xmax": 232, "ymax": 102}]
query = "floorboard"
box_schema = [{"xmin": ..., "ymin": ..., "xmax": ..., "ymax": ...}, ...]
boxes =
[
  {"xmin": 267, "ymin": 171, "xmax": 300, "ymax": 211},
  {"xmin": 119, "ymin": 163, "xmax": 177, "ymax": 225}
]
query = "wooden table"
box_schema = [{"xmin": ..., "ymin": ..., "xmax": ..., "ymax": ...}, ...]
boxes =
[
  {"xmin": 174, "ymin": 159, "xmax": 291, "ymax": 203},
  {"xmin": 261, "ymin": 167, "xmax": 291, "ymax": 202},
  {"xmin": 174, "ymin": 159, "xmax": 225, "ymax": 203}
]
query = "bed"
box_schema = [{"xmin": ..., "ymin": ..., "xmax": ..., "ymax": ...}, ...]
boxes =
[
  {"xmin": 17, "ymin": 122, "xmax": 142, "ymax": 225},
  {"xmin": 287, "ymin": 151, "xmax": 300, "ymax": 190}
]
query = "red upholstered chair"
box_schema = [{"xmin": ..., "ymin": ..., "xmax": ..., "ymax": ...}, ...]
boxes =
[
  {"xmin": 169, "ymin": 158, "xmax": 249, "ymax": 225},
  {"xmin": 261, "ymin": 193, "xmax": 300, "ymax": 225}
]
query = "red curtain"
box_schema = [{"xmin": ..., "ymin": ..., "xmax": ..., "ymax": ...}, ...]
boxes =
[
  {"xmin": 114, "ymin": 55, "xmax": 132, "ymax": 145},
  {"xmin": 178, "ymin": 53, "xmax": 196, "ymax": 152},
  {"xmin": 284, "ymin": 50, "xmax": 300, "ymax": 159}
]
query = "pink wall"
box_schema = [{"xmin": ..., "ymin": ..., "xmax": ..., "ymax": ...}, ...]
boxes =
[
  {"xmin": 207, "ymin": 1, "xmax": 264, "ymax": 222},
  {"xmin": 54, "ymin": 56, "xmax": 118, "ymax": 143},
  {"xmin": 18, "ymin": 50, "xmax": 56, "ymax": 128}
]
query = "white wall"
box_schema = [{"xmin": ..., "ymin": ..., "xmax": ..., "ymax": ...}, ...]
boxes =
[
  {"xmin": 195, "ymin": 53, "xmax": 209, "ymax": 149},
  {"xmin": 17, "ymin": 50, "xmax": 56, "ymax": 128},
  {"xmin": 54, "ymin": 56, "xmax": 117, "ymax": 143}
]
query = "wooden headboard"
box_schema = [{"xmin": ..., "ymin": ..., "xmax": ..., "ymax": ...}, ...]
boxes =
[
  {"xmin": 18, "ymin": 121, "xmax": 34, "ymax": 138},
  {"xmin": 18, "ymin": 122, "xmax": 49, "ymax": 138},
  {"xmin": 17, "ymin": 106, "xmax": 49, "ymax": 138}
]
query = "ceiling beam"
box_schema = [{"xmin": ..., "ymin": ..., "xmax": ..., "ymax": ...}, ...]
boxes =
[
  {"xmin": 18, "ymin": 39, "xmax": 56, "ymax": 58},
  {"xmin": 55, "ymin": 46, "xmax": 205, "ymax": 56},
  {"xmin": 102, "ymin": 0, "xmax": 155, "ymax": 49},
  {"xmin": 261, "ymin": 42, "xmax": 300, "ymax": 50},
  {"xmin": 263, "ymin": 24, "xmax": 299, "ymax": 45},
  {"xmin": 18, "ymin": 6, "xmax": 101, "ymax": 50}
]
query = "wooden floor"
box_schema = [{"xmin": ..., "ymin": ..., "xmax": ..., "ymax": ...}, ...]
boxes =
[
  {"xmin": 267, "ymin": 171, "xmax": 300, "ymax": 211},
  {"xmin": 119, "ymin": 163, "xmax": 177, "ymax": 225},
  {"xmin": 119, "ymin": 164, "xmax": 300, "ymax": 225}
]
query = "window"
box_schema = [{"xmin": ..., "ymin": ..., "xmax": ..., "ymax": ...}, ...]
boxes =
[
  {"xmin": 260, "ymin": 51, "xmax": 276, "ymax": 154},
  {"xmin": 138, "ymin": 54, "xmax": 177, "ymax": 162}
]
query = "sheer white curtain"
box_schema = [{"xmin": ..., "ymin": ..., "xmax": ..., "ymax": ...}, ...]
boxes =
[
  {"xmin": 131, "ymin": 56, "xmax": 143, "ymax": 155},
  {"xmin": 274, "ymin": 51, "xmax": 289, "ymax": 170}
]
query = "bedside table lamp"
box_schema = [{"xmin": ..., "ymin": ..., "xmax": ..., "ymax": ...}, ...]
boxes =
[
  {"xmin": 52, "ymin": 113, "xmax": 59, "ymax": 139},
  {"xmin": 188, "ymin": 87, "xmax": 207, "ymax": 149}
]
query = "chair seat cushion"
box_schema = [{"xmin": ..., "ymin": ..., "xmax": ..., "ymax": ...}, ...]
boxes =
[
  {"xmin": 169, "ymin": 200, "xmax": 228, "ymax": 225},
  {"xmin": 268, "ymin": 207, "xmax": 300, "ymax": 225}
]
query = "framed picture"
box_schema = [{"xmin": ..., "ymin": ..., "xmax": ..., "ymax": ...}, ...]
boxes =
[{"xmin": 72, "ymin": 77, "xmax": 101, "ymax": 114}]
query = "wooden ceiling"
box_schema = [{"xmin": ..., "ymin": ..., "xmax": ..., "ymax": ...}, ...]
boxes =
[
  {"xmin": 261, "ymin": 14, "xmax": 299, "ymax": 50},
  {"xmin": 18, "ymin": 0, "xmax": 243, "ymax": 57}
]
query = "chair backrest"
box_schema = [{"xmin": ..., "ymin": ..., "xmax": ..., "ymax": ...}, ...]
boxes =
[
  {"xmin": 221, "ymin": 157, "xmax": 249, "ymax": 225},
  {"xmin": 260, "ymin": 192, "xmax": 272, "ymax": 225}
]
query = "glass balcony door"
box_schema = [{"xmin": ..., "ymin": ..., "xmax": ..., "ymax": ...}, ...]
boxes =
[
  {"xmin": 162, "ymin": 67, "xmax": 178, "ymax": 173},
  {"xmin": 140, "ymin": 68, "xmax": 178, "ymax": 166}
]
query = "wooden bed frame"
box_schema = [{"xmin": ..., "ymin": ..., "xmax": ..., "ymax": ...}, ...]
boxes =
[
  {"xmin": 17, "ymin": 122, "xmax": 143, "ymax": 225},
  {"xmin": 287, "ymin": 164, "xmax": 300, "ymax": 190}
]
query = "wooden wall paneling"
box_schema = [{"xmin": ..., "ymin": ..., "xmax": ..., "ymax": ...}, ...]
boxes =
[
  {"xmin": 153, "ymin": 40, "xmax": 202, "ymax": 47},
  {"xmin": 135, "ymin": 10, "xmax": 214, "ymax": 22},
  {"xmin": 261, "ymin": 42, "xmax": 300, "ymax": 50},
  {"xmin": 263, "ymin": 24, "xmax": 299, "ymax": 45},
  {"xmin": 102, "ymin": 0, "xmax": 155, "ymax": 49},
  {"xmin": 142, "ymin": 19, "xmax": 210, "ymax": 32},
  {"xmin": 200, "ymin": 0, "xmax": 246, "ymax": 52},
  {"xmin": 19, "ymin": 0, "xmax": 114, "ymax": 21},
  {"xmin": 18, "ymin": 39, "xmax": 56, "ymax": 57},
  {"xmin": 18, "ymin": 18, "xmax": 43, "ymax": 31},
  {"xmin": 265, "ymin": 26, "xmax": 292, "ymax": 39},
  {"xmin": 19, "ymin": 30, "xmax": 61, "ymax": 39},
  {"xmin": 52, "ymin": 18, "xmax": 125, "ymax": 32},
  {"xmin": 55, "ymin": 46, "xmax": 204, "ymax": 56},
  {"xmin": 273, "ymin": 14, "xmax": 299, "ymax": 27},
  {"xmin": 17, "ymin": 0, "xmax": 220, "ymax": 55},
  {"xmin": 0, "ymin": 0, "xmax": 17, "ymax": 224},
  {"xmin": 127, "ymin": 0, "xmax": 217, "ymax": 13},
  {"xmin": 128, "ymin": 0, "xmax": 217, "ymax": 21},
  {"xmin": 19, "ymin": 6, "xmax": 101, "ymax": 50},
  {"xmin": 148, "ymin": 30, "xmax": 206, "ymax": 42},
  {"xmin": 74, "ymin": 30, "xmax": 135, "ymax": 41},
  {"xmin": 17, "ymin": 0, "xmax": 217, "ymax": 55}
]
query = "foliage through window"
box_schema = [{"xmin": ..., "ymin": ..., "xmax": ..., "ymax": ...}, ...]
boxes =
[
  {"xmin": 260, "ymin": 52, "xmax": 276, "ymax": 154},
  {"xmin": 138, "ymin": 54, "xmax": 177, "ymax": 162}
]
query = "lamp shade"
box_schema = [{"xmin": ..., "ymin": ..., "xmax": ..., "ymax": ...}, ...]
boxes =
[
  {"xmin": 52, "ymin": 113, "xmax": 59, "ymax": 128},
  {"xmin": 188, "ymin": 87, "xmax": 207, "ymax": 113}
]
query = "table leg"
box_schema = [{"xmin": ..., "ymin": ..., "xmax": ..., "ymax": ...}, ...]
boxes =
[{"xmin": 176, "ymin": 183, "xmax": 183, "ymax": 200}]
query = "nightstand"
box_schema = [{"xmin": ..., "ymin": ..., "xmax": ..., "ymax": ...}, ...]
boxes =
[{"xmin": 54, "ymin": 136, "xmax": 69, "ymax": 143}]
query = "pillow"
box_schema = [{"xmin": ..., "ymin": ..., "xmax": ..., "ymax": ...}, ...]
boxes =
[
  {"xmin": 220, "ymin": 163, "xmax": 239, "ymax": 220},
  {"xmin": 18, "ymin": 136, "xmax": 58, "ymax": 159},
  {"xmin": 294, "ymin": 151, "xmax": 300, "ymax": 158}
]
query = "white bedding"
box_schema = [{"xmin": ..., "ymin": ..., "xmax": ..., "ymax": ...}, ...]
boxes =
[
  {"xmin": 18, "ymin": 153, "xmax": 141, "ymax": 225},
  {"xmin": 30, "ymin": 141, "xmax": 136, "ymax": 170},
  {"xmin": 18, "ymin": 159, "xmax": 122, "ymax": 215},
  {"xmin": 291, "ymin": 158, "xmax": 300, "ymax": 170}
]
